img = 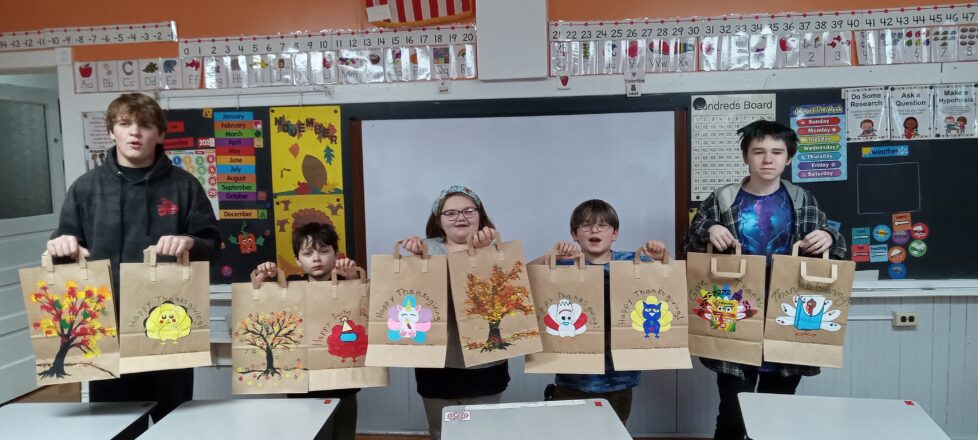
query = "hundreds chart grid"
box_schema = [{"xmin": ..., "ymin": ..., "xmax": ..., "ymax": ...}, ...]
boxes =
[{"xmin": 690, "ymin": 94, "xmax": 776, "ymax": 201}]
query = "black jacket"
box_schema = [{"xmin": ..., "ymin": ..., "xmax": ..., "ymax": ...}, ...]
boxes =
[{"xmin": 52, "ymin": 146, "xmax": 221, "ymax": 296}]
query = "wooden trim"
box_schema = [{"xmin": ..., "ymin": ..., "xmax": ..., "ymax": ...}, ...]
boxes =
[
  {"xmin": 674, "ymin": 109, "xmax": 690, "ymax": 260},
  {"xmin": 348, "ymin": 118, "xmax": 368, "ymax": 264}
]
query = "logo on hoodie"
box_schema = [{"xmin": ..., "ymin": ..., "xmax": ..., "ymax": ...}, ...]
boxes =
[{"xmin": 157, "ymin": 198, "xmax": 178, "ymax": 217}]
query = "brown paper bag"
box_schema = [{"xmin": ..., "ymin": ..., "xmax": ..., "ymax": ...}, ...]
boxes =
[
  {"xmin": 231, "ymin": 270, "xmax": 309, "ymax": 394},
  {"xmin": 609, "ymin": 250, "xmax": 692, "ymax": 371},
  {"xmin": 307, "ymin": 269, "xmax": 389, "ymax": 390},
  {"xmin": 686, "ymin": 243, "xmax": 767, "ymax": 366},
  {"xmin": 365, "ymin": 241, "xmax": 449, "ymax": 368},
  {"xmin": 19, "ymin": 253, "xmax": 120, "ymax": 385},
  {"xmin": 118, "ymin": 247, "xmax": 212, "ymax": 374},
  {"xmin": 447, "ymin": 234, "xmax": 543, "ymax": 367},
  {"xmin": 764, "ymin": 242, "xmax": 855, "ymax": 368},
  {"xmin": 524, "ymin": 254, "xmax": 604, "ymax": 374}
]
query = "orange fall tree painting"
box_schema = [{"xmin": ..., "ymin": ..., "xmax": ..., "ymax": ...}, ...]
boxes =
[
  {"xmin": 233, "ymin": 310, "xmax": 305, "ymax": 382},
  {"xmin": 27, "ymin": 281, "xmax": 117, "ymax": 379},
  {"xmin": 464, "ymin": 262, "xmax": 538, "ymax": 352}
]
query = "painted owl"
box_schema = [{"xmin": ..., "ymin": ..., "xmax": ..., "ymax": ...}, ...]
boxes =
[
  {"xmin": 630, "ymin": 295, "xmax": 673, "ymax": 338},
  {"xmin": 144, "ymin": 302, "xmax": 192, "ymax": 345}
]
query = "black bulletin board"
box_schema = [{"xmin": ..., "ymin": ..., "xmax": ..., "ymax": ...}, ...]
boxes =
[{"xmin": 165, "ymin": 107, "xmax": 277, "ymax": 283}]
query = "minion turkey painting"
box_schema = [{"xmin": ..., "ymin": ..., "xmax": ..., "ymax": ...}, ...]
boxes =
[{"xmin": 270, "ymin": 106, "xmax": 346, "ymax": 276}]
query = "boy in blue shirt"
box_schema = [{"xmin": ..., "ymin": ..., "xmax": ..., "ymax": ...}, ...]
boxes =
[
  {"xmin": 547, "ymin": 199, "xmax": 666, "ymax": 423},
  {"xmin": 682, "ymin": 120, "xmax": 847, "ymax": 440}
]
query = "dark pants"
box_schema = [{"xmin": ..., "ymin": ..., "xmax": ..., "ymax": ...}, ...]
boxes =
[
  {"xmin": 714, "ymin": 371, "xmax": 802, "ymax": 440},
  {"xmin": 89, "ymin": 368, "xmax": 194, "ymax": 422},
  {"xmin": 288, "ymin": 391, "xmax": 358, "ymax": 440},
  {"xmin": 546, "ymin": 384, "xmax": 633, "ymax": 424}
]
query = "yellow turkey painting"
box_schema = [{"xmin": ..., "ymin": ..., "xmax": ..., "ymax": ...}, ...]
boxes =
[
  {"xmin": 144, "ymin": 302, "xmax": 192, "ymax": 345},
  {"xmin": 272, "ymin": 194, "xmax": 347, "ymax": 276},
  {"xmin": 270, "ymin": 105, "xmax": 343, "ymax": 196},
  {"xmin": 630, "ymin": 295, "xmax": 674, "ymax": 339}
]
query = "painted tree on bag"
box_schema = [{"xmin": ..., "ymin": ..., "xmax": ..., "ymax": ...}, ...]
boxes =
[
  {"xmin": 464, "ymin": 262, "xmax": 537, "ymax": 352},
  {"xmin": 28, "ymin": 281, "xmax": 117, "ymax": 379},
  {"xmin": 233, "ymin": 310, "xmax": 304, "ymax": 380}
]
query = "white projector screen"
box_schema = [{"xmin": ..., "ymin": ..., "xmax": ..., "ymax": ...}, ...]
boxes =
[{"xmin": 361, "ymin": 112, "xmax": 676, "ymax": 268}]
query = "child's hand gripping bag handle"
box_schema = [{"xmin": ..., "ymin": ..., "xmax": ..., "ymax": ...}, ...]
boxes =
[
  {"xmin": 707, "ymin": 242, "xmax": 747, "ymax": 280},
  {"xmin": 249, "ymin": 267, "xmax": 287, "ymax": 300},
  {"xmin": 143, "ymin": 246, "xmax": 191, "ymax": 282},
  {"xmin": 791, "ymin": 241, "xmax": 838, "ymax": 285},
  {"xmin": 329, "ymin": 267, "xmax": 368, "ymax": 299},
  {"xmin": 632, "ymin": 248, "xmax": 670, "ymax": 279},
  {"xmin": 466, "ymin": 230, "xmax": 504, "ymax": 267},
  {"xmin": 41, "ymin": 250, "xmax": 90, "ymax": 282},
  {"xmin": 394, "ymin": 240, "xmax": 430, "ymax": 274},
  {"xmin": 547, "ymin": 252, "xmax": 586, "ymax": 283}
]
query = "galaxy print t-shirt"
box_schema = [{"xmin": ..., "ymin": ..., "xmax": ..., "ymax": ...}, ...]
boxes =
[{"xmin": 734, "ymin": 185, "xmax": 795, "ymax": 265}]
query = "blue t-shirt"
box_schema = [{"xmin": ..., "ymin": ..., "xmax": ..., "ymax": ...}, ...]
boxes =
[
  {"xmin": 734, "ymin": 185, "xmax": 795, "ymax": 265},
  {"xmin": 554, "ymin": 250, "xmax": 651, "ymax": 393}
]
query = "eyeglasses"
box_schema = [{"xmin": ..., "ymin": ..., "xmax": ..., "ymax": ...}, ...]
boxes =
[
  {"xmin": 441, "ymin": 207, "xmax": 479, "ymax": 220},
  {"xmin": 576, "ymin": 222, "xmax": 613, "ymax": 232}
]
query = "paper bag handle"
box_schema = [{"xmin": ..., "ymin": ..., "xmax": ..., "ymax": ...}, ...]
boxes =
[
  {"xmin": 250, "ymin": 268, "xmax": 287, "ymax": 300},
  {"xmin": 706, "ymin": 241, "xmax": 746, "ymax": 279},
  {"xmin": 143, "ymin": 246, "xmax": 191, "ymax": 281},
  {"xmin": 330, "ymin": 267, "xmax": 367, "ymax": 285},
  {"xmin": 800, "ymin": 261, "xmax": 838, "ymax": 284},
  {"xmin": 707, "ymin": 241, "xmax": 742, "ymax": 256},
  {"xmin": 711, "ymin": 258, "xmax": 746, "ymax": 279},
  {"xmin": 547, "ymin": 252, "xmax": 586, "ymax": 283},
  {"xmin": 394, "ymin": 240, "xmax": 429, "ymax": 259},
  {"xmin": 41, "ymin": 251, "xmax": 90, "ymax": 281},
  {"xmin": 632, "ymin": 248, "xmax": 670, "ymax": 279},
  {"xmin": 329, "ymin": 267, "xmax": 368, "ymax": 298},
  {"xmin": 394, "ymin": 240, "xmax": 429, "ymax": 274},
  {"xmin": 791, "ymin": 241, "xmax": 830, "ymax": 259},
  {"xmin": 633, "ymin": 248, "xmax": 669, "ymax": 264},
  {"xmin": 547, "ymin": 252, "xmax": 585, "ymax": 269},
  {"xmin": 465, "ymin": 231, "xmax": 504, "ymax": 263}
]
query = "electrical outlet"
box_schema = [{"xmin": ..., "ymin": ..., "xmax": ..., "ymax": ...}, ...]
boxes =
[{"xmin": 892, "ymin": 312, "xmax": 919, "ymax": 328}]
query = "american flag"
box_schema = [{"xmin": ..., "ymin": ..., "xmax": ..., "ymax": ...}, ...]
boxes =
[{"xmin": 366, "ymin": 0, "xmax": 474, "ymax": 27}]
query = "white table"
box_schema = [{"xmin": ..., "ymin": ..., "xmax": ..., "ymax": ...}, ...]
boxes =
[
  {"xmin": 0, "ymin": 401, "xmax": 156, "ymax": 440},
  {"xmin": 441, "ymin": 399, "xmax": 631, "ymax": 440},
  {"xmin": 739, "ymin": 393, "xmax": 951, "ymax": 440},
  {"xmin": 137, "ymin": 398, "xmax": 337, "ymax": 439}
]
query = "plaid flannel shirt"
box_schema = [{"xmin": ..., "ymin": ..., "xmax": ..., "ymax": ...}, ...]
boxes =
[{"xmin": 682, "ymin": 178, "xmax": 848, "ymax": 380}]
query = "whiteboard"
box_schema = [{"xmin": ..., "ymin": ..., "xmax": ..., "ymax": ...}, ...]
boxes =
[{"xmin": 361, "ymin": 112, "xmax": 676, "ymax": 268}]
